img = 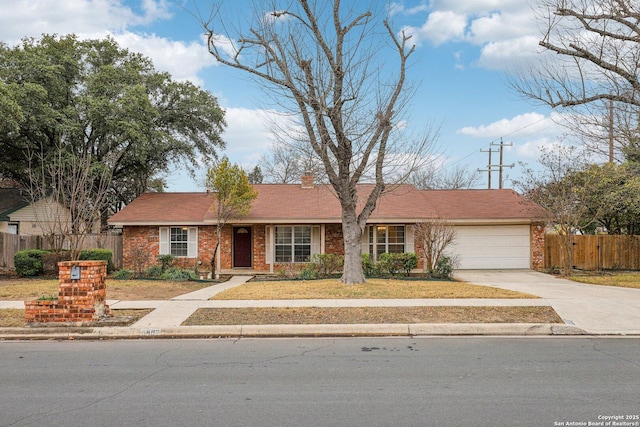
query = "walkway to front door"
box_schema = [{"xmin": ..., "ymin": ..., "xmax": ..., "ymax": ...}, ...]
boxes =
[{"xmin": 233, "ymin": 226, "xmax": 252, "ymax": 268}]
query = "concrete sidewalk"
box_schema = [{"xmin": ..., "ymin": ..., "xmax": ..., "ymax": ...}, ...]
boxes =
[{"xmin": 1, "ymin": 271, "xmax": 638, "ymax": 338}]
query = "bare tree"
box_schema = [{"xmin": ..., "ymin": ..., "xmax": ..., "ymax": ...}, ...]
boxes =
[
  {"xmin": 517, "ymin": 0, "xmax": 640, "ymax": 108},
  {"xmin": 410, "ymin": 164, "xmax": 481, "ymax": 190},
  {"xmin": 258, "ymin": 139, "xmax": 326, "ymax": 184},
  {"xmin": 512, "ymin": 0, "xmax": 640, "ymax": 159},
  {"xmin": 27, "ymin": 145, "xmax": 112, "ymax": 260},
  {"xmin": 515, "ymin": 145, "xmax": 598, "ymax": 275},
  {"xmin": 201, "ymin": 0, "xmax": 434, "ymax": 284},
  {"xmin": 414, "ymin": 218, "xmax": 456, "ymax": 273}
]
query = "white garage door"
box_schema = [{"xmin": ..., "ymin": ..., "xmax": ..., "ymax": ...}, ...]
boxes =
[{"xmin": 450, "ymin": 225, "xmax": 530, "ymax": 269}]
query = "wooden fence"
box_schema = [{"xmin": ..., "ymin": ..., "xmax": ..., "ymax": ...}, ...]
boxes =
[
  {"xmin": 545, "ymin": 234, "xmax": 640, "ymax": 270},
  {"xmin": 0, "ymin": 232, "xmax": 122, "ymax": 269}
]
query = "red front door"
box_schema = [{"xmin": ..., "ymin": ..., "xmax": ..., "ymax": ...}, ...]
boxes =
[{"xmin": 233, "ymin": 227, "xmax": 252, "ymax": 268}]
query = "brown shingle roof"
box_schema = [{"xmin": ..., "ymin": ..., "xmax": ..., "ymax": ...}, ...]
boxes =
[
  {"xmin": 108, "ymin": 185, "xmax": 547, "ymax": 226},
  {"xmin": 109, "ymin": 192, "xmax": 214, "ymax": 225}
]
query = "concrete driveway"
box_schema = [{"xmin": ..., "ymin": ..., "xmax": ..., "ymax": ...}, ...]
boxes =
[{"xmin": 455, "ymin": 270, "xmax": 640, "ymax": 335}]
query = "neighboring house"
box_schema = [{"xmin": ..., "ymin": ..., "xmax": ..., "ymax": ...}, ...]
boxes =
[
  {"xmin": 0, "ymin": 188, "xmax": 74, "ymax": 236},
  {"xmin": 0, "ymin": 188, "xmax": 29, "ymax": 234},
  {"xmin": 108, "ymin": 177, "xmax": 548, "ymax": 272}
]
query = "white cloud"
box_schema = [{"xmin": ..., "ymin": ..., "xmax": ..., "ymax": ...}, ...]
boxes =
[
  {"xmin": 430, "ymin": 0, "xmax": 525, "ymax": 15},
  {"xmin": 458, "ymin": 112, "xmax": 552, "ymax": 138},
  {"xmin": 0, "ymin": 0, "xmax": 170, "ymax": 44},
  {"xmin": 403, "ymin": 10, "xmax": 467, "ymax": 46},
  {"xmin": 515, "ymin": 138, "xmax": 564, "ymax": 160},
  {"xmin": 475, "ymin": 36, "xmax": 541, "ymax": 70},
  {"xmin": 398, "ymin": 2, "xmax": 540, "ymax": 71},
  {"xmin": 222, "ymin": 107, "xmax": 284, "ymax": 167},
  {"xmin": 113, "ymin": 32, "xmax": 215, "ymax": 85},
  {"xmin": 387, "ymin": 2, "xmax": 429, "ymax": 16}
]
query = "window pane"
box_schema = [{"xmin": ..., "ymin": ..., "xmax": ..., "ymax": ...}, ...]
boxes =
[
  {"xmin": 275, "ymin": 227, "xmax": 292, "ymax": 244},
  {"xmin": 388, "ymin": 226, "xmax": 405, "ymax": 244},
  {"xmin": 295, "ymin": 226, "xmax": 311, "ymax": 244},
  {"xmin": 294, "ymin": 244, "xmax": 311, "ymax": 262},
  {"xmin": 275, "ymin": 245, "xmax": 292, "ymax": 263},
  {"xmin": 388, "ymin": 244, "xmax": 404, "ymax": 254}
]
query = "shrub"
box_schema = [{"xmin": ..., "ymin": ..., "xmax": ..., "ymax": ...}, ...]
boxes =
[
  {"xmin": 129, "ymin": 245, "xmax": 150, "ymax": 276},
  {"xmin": 298, "ymin": 264, "xmax": 318, "ymax": 280},
  {"xmin": 112, "ymin": 269, "xmax": 133, "ymax": 280},
  {"xmin": 160, "ymin": 267, "xmax": 196, "ymax": 281},
  {"xmin": 431, "ymin": 256, "xmax": 454, "ymax": 280},
  {"xmin": 399, "ymin": 252, "xmax": 418, "ymax": 276},
  {"xmin": 80, "ymin": 249, "xmax": 114, "ymax": 273},
  {"xmin": 41, "ymin": 251, "xmax": 71, "ymax": 273},
  {"xmin": 14, "ymin": 249, "xmax": 50, "ymax": 277},
  {"xmin": 145, "ymin": 265, "xmax": 163, "ymax": 278},
  {"xmin": 362, "ymin": 253, "xmax": 377, "ymax": 277},
  {"xmin": 157, "ymin": 254, "xmax": 175, "ymax": 273},
  {"xmin": 378, "ymin": 253, "xmax": 405, "ymax": 277},
  {"xmin": 310, "ymin": 254, "xmax": 343, "ymax": 277}
]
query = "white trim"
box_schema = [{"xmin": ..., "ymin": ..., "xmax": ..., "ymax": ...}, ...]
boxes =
[
  {"xmin": 159, "ymin": 227, "xmax": 169, "ymax": 255},
  {"xmin": 187, "ymin": 227, "xmax": 198, "ymax": 258},
  {"xmin": 311, "ymin": 225, "xmax": 321, "ymax": 255},
  {"xmin": 405, "ymin": 224, "xmax": 415, "ymax": 253}
]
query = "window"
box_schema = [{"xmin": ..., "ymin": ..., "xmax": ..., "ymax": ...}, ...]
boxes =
[
  {"xmin": 275, "ymin": 226, "xmax": 311, "ymax": 263},
  {"xmin": 368, "ymin": 225, "xmax": 405, "ymax": 259},
  {"xmin": 170, "ymin": 227, "xmax": 188, "ymax": 257},
  {"xmin": 159, "ymin": 227, "xmax": 197, "ymax": 258}
]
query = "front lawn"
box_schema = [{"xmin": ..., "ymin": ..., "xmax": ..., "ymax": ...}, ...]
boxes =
[
  {"xmin": 569, "ymin": 271, "xmax": 640, "ymax": 289},
  {"xmin": 184, "ymin": 306, "xmax": 562, "ymax": 325},
  {"xmin": 0, "ymin": 278, "xmax": 218, "ymax": 301},
  {"xmin": 211, "ymin": 278, "xmax": 538, "ymax": 300}
]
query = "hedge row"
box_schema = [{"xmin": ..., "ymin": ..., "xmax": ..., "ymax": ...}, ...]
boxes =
[{"xmin": 14, "ymin": 249, "xmax": 114, "ymax": 277}]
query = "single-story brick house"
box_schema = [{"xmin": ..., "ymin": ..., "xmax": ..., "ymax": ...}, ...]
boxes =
[{"xmin": 108, "ymin": 178, "xmax": 548, "ymax": 273}]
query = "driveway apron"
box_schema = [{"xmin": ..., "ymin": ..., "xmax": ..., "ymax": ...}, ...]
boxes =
[{"xmin": 455, "ymin": 270, "xmax": 640, "ymax": 335}]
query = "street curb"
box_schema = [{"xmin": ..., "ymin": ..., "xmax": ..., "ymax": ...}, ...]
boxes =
[{"xmin": 0, "ymin": 323, "xmax": 596, "ymax": 340}]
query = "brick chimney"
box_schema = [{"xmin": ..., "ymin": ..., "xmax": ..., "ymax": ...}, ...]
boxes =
[{"xmin": 301, "ymin": 171, "xmax": 314, "ymax": 189}]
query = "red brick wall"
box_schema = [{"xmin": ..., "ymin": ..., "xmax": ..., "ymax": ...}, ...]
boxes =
[
  {"xmin": 325, "ymin": 224, "xmax": 345, "ymax": 256},
  {"xmin": 530, "ymin": 222, "xmax": 545, "ymax": 270},
  {"xmin": 25, "ymin": 260, "xmax": 110, "ymax": 323},
  {"xmin": 122, "ymin": 223, "xmax": 422, "ymax": 272},
  {"xmin": 122, "ymin": 225, "xmax": 223, "ymax": 272}
]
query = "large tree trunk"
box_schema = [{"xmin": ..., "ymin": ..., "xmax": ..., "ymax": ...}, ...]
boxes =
[{"xmin": 341, "ymin": 208, "xmax": 366, "ymax": 285}]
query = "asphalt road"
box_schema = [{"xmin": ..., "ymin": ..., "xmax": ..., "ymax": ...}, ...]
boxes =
[{"xmin": 1, "ymin": 337, "xmax": 639, "ymax": 427}]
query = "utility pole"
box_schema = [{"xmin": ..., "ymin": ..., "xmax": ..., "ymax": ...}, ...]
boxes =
[
  {"xmin": 478, "ymin": 139, "xmax": 514, "ymax": 189},
  {"xmin": 491, "ymin": 139, "xmax": 514, "ymax": 189},
  {"xmin": 478, "ymin": 147, "xmax": 495, "ymax": 189}
]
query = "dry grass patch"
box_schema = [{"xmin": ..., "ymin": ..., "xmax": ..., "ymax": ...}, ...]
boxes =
[
  {"xmin": 0, "ymin": 308, "xmax": 153, "ymax": 327},
  {"xmin": 0, "ymin": 309, "xmax": 26, "ymax": 327},
  {"xmin": 0, "ymin": 279, "xmax": 215, "ymax": 301},
  {"xmin": 212, "ymin": 278, "xmax": 537, "ymax": 300},
  {"xmin": 570, "ymin": 272, "xmax": 640, "ymax": 289},
  {"xmin": 184, "ymin": 306, "xmax": 562, "ymax": 325}
]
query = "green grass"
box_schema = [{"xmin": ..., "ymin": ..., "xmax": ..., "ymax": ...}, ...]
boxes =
[{"xmin": 569, "ymin": 272, "xmax": 640, "ymax": 289}]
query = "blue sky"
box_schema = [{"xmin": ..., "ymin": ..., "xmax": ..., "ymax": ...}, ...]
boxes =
[{"xmin": 0, "ymin": 0, "xmax": 570, "ymax": 191}]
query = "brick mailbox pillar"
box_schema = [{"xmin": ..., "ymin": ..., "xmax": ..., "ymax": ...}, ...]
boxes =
[{"xmin": 25, "ymin": 260, "xmax": 111, "ymax": 324}]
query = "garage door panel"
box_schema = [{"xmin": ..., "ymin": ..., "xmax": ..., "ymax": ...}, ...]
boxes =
[{"xmin": 451, "ymin": 225, "xmax": 530, "ymax": 269}]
